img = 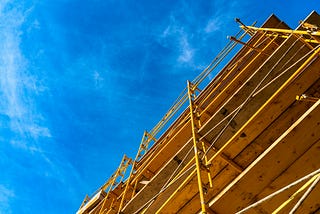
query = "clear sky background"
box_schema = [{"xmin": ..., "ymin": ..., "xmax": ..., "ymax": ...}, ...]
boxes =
[{"xmin": 0, "ymin": 0, "xmax": 319, "ymax": 213}]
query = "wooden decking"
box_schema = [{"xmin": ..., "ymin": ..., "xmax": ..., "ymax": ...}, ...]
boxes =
[{"xmin": 78, "ymin": 11, "xmax": 320, "ymax": 214}]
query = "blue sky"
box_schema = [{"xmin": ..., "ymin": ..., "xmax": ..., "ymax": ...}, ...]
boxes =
[{"xmin": 0, "ymin": 0, "xmax": 318, "ymax": 213}]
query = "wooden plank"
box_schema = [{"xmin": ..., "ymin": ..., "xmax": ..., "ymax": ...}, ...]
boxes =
[
  {"xmin": 199, "ymin": 38, "xmax": 279, "ymax": 125},
  {"xmin": 122, "ymin": 138, "xmax": 194, "ymax": 213},
  {"xmin": 208, "ymin": 98, "xmax": 320, "ymax": 213},
  {"xmin": 216, "ymin": 49, "xmax": 320, "ymax": 162},
  {"xmin": 127, "ymin": 14, "xmax": 292, "ymax": 199},
  {"xmin": 168, "ymin": 38, "xmax": 316, "ymax": 214},
  {"xmin": 145, "ymin": 167, "xmax": 196, "ymax": 214},
  {"xmin": 234, "ymin": 77, "xmax": 320, "ymax": 168},
  {"xmin": 253, "ymin": 139, "xmax": 320, "ymax": 214},
  {"xmin": 177, "ymin": 165, "xmax": 239, "ymax": 214},
  {"xmin": 135, "ymin": 40, "xmax": 316, "ymax": 214},
  {"xmin": 200, "ymin": 36, "xmax": 311, "ymax": 149},
  {"xmin": 145, "ymin": 154, "xmax": 230, "ymax": 213},
  {"xmin": 197, "ymin": 14, "xmax": 288, "ymax": 110},
  {"xmin": 151, "ymin": 151, "xmax": 239, "ymax": 213},
  {"xmin": 132, "ymin": 121, "xmax": 192, "ymax": 184},
  {"xmin": 77, "ymin": 190, "xmax": 106, "ymax": 214}
]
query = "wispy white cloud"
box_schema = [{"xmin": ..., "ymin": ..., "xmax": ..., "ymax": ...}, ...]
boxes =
[
  {"xmin": 178, "ymin": 35, "xmax": 194, "ymax": 63},
  {"xmin": 157, "ymin": 1, "xmax": 246, "ymax": 69},
  {"xmin": 10, "ymin": 140, "xmax": 43, "ymax": 153},
  {"xmin": 0, "ymin": 184, "xmax": 14, "ymax": 214},
  {"xmin": 0, "ymin": 1, "xmax": 51, "ymax": 144},
  {"xmin": 159, "ymin": 15, "xmax": 195, "ymax": 66},
  {"xmin": 203, "ymin": 1, "xmax": 247, "ymax": 35},
  {"xmin": 0, "ymin": 3, "xmax": 86, "ymax": 207},
  {"xmin": 93, "ymin": 70, "xmax": 104, "ymax": 88},
  {"xmin": 205, "ymin": 17, "xmax": 222, "ymax": 33}
]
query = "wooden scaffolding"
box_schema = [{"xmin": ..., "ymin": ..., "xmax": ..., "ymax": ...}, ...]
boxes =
[{"xmin": 78, "ymin": 11, "xmax": 320, "ymax": 214}]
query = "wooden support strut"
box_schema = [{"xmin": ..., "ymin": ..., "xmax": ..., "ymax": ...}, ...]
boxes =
[
  {"xmin": 118, "ymin": 133, "xmax": 147, "ymax": 213},
  {"xmin": 296, "ymin": 94, "xmax": 320, "ymax": 103},
  {"xmin": 240, "ymin": 21, "xmax": 320, "ymax": 47},
  {"xmin": 79, "ymin": 195, "xmax": 90, "ymax": 209},
  {"xmin": 229, "ymin": 36, "xmax": 270, "ymax": 56},
  {"xmin": 235, "ymin": 18, "xmax": 255, "ymax": 36},
  {"xmin": 98, "ymin": 155, "xmax": 132, "ymax": 214},
  {"xmin": 145, "ymin": 131, "xmax": 158, "ymax": 143},
  {"xmin": 201, "ymin": 138, "xmax": 243, "ymax": 173},
  {"xmin": 243, "ymin": 25, "xmax": 320, "ymax": 37}
]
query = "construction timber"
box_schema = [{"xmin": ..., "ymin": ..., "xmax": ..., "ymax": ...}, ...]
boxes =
[{"xmin": 78, "ymin": 11, "xmax": 320, "ymax": 214}]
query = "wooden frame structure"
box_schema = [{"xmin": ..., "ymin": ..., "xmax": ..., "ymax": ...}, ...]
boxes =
[{"xmin": 78, "ymin": 11, "xmax": 320, "ymax": 214}]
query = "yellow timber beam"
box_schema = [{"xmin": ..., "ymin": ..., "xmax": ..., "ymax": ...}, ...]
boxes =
[
  {"xmin": 98, "ymin": 155, "xmax": 132, "ymax": 214},
  {"xmin": 118, "ymin": 132, "xmax": 147, "ymax": 213},
  {"xmin": 272, "ymin": 173, "xmax": 320, "ymax": 214},
  {"xmin": 242, "ymin": 25, "xmax": 320, "ymax": 36},
  {"xmin": 187, "ymin": 80, "xmax": 209, "ymax": 214}
]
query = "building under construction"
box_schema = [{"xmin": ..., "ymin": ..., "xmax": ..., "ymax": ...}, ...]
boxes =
[{"xmin": 77, "ymin": 11, "xmax": 320, "ymax": 214}]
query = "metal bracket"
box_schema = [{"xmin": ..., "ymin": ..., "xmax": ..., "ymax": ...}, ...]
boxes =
[{"xmin": 296, "ymin": 94, "xmax": 319, "ymax": 102}]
